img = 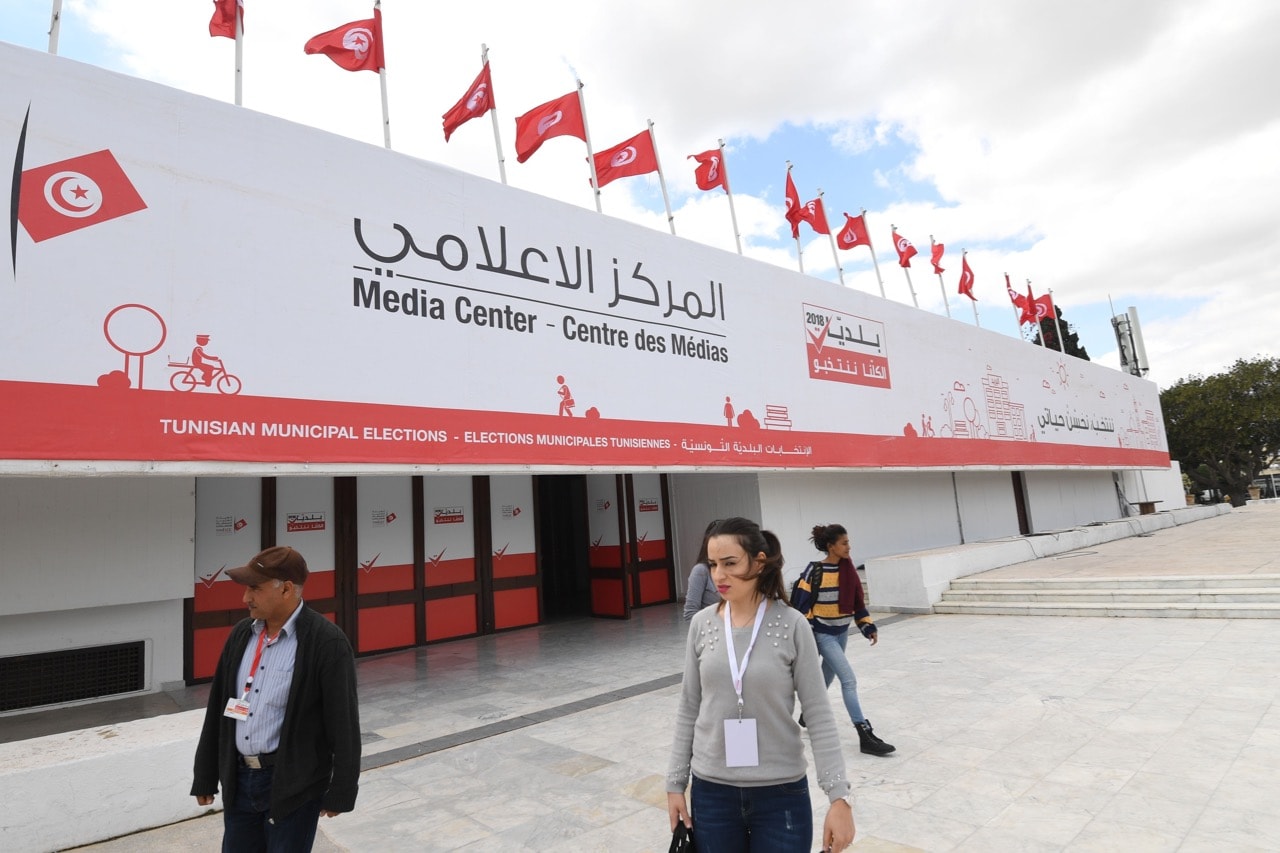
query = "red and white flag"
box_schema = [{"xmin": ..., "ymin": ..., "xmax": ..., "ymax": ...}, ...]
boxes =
[
  {"xmin": 1033, "ymin": 290, "xmax": 1055, "ymax": 322},
  {"xmin": 689, "ymin": 149, "xmax": 726, "ymax": 192},
  {"xmin": 836, "ymin": 212, "xmax": 870, "ymax": 250},
  {"xmin": 930, "ymin": 241, "xmax": 945, "ymax": 274},
  {"xmin": 593, "ymin": 131, "xmax": 659, "ymax": 188},
  {"xmin": 1019, "ymin": 285, "xmax": 1054, "ymax": 325},
  {"xmin": 209, "ymin": 0, "xmax": 243, "ymax": 39},
  {"xmin": 513, "ymin": 91, "xmax": 586, "ymax": 164},
  {"xmin": 784, "ymin": 171, "xmax": 803, "ymax": 238},
  {"xmin": 892, "ymin": 229, "xmax": 917, "ymax": 267},
  {"xmin": 1005, "ymin": 273, "xmax": 1025, "ymax": 308},
  {"xmin": 801, "ymin": 196, "xmax": 830, "ymax": 234},
  {"xmin": 304, "ymin": 8, "xmax": 384, "ymax": 73},
  {"xmin": 18, "ymin": 150, "xmax": 147, "ymax": 243},
  {"xmin": 442, "ymin": 62, "xmax": 494, "ymax": 141},
  {"xmin": 958, "ymin": 255, "xmax": 976, "ymax": 300}
]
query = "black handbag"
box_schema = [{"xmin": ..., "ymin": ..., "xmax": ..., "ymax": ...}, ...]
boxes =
[{"xmin": 669, "ymin": 822, "xmax": 696, "ymax": 853}]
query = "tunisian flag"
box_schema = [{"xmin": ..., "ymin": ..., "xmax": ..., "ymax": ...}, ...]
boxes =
[
  {"xmin": 836, "ymin": 212, "xmax": 870, "ymax": 249},
  {"xmin": 442, "ymin": 62, "xmax": 494, "ymax": 141},
  {"xmin": 930, "ymin": 241, "xmax": 945, "ymax": 274},
  {"xmin": 958, "ymin": 255, "xmax": 976, "ymax": 300},
  {"xmin": 689, "ymin": 149, "xmax": 726, "ymax": 191},
  {"xmin": 1019, "ymin": 285, "xmax": 1054, "ymax": 325},
  {"xmin": 593, "ymin": 131, "xmax": 659, "ymax": 188},
  {"xmin": 892, "ymin": 229, "xmax": 918, "ymax": 267},
  {"xmin": 800, "ymin": 196, "xmax": 830, "ymax": 234},
  {"xmin": 18, "ymin": 150, "xmax": 148, "ymax": 243},
  {"xmin": 784, "ymin": 171, "xmax": 803, "ymax": 238},
  {"xmin": 514, "ymin": 91, "xmax": 586, "ymax": 163},
  {"xmin": 209, "ymin": 0, "xmax": 242, "ymax": 39},
  {"xmin": 304, "ymin": 8, "xmax": 384, "ymax": 72}
]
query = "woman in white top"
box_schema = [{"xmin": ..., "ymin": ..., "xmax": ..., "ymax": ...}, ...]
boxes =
[{"xmin": 666, "ymin": 516, "xmax": 855, "ymax": 852}]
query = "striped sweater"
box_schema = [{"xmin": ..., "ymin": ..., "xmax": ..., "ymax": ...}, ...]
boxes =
[{"xmin": 805, "ymin": 561, "xmax": 876, "ymax": 637}]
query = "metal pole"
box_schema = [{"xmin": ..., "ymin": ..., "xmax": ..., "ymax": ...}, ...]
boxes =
[
  {"xmin": 863, "ymin": 209, "xmax": 886, "ymax": 298},
  {"xmin": 48, "ymin": 0, "xmax": 63, "ymax": 54},
  {"xmin": 964, "ymin": 250, "xmax": 980, "ymax": 327},
  {"xmin": 819, "ymin": 189, "xmax": 844, "ymax": 285},
  {"xmin": 483, "ymin": 45, "xmax": 507, "ymax": 185},
  {"xmin": 577, "ymin": 80, "xmax": 602, "ymax": 213},
  {"xmin": 648, "ymin": 120, "xmax": 675, "ymax": 235},
  {"xmin": 719, "ymin": 139, "xmax": 742, "ymax": 255},
  {"xmin": 893, "ymin": 225, "xmax": 918, "ymax": 307},
  {"xmin": 234, "ymin": 9, "xmax": 243, "ymax": 106},
  {"xmin": 931, "ymin": 235, "xmax": 950, "ymax": 317},
  {"xmin": 1049, "ymin": 288, "xmax": 1066, "ymax": 352}
]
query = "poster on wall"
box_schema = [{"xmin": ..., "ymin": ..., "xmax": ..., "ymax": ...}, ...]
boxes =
[
  {"xmin": 194, "ymin": 477, "xmax": 259, "ymax": 590},
  {"xmin": 0, "ymin": 43, "xmax": 1168, "ymax": 473},
  {"xmin": 275, "ymin": 478, "xmax": 334, "ymax": 580}
]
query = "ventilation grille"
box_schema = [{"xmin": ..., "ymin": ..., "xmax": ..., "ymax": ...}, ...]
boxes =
[{"xmin": 0, "ymin": 641, "xmax": 145, "ymax": 712}]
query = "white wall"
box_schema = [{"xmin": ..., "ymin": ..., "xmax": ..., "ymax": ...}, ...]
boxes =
[
  {"xmin": 0, "ymin": 477, "xmax": 194, "ymax": 692},
  {"xmin": 667, "ymin": 473, "xmax": 762, "ymax": 593},
  {"xmin": 1023, "ymin": 470, "xmax": 1122, "ymax": 531},
  {"xmin": 1119, "ymin": 462, "xmax": 1186, "ymax": 512},
  {"xmin": 954, "ymin": 471, "xmax": 1022, "ymax": 542}
]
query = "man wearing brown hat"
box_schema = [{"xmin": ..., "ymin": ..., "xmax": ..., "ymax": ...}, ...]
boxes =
[{"xmin": 191, "ymin": 546, "xmax": 360, "ymax": 851}]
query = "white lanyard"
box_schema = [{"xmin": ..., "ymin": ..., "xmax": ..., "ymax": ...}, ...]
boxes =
[{"xmin": 723, "ymin": 599, "xmax": 767, "ymax": 716}]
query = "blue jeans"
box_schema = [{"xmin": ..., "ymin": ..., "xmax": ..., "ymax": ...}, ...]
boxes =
[
  {"xmin": 690, "ymin": 774, "xmax": 812, "ymax": 853},
  {"xmin": 814, "ymin": 630, "xmax": 866, "ymax": 724},
  {"xmin": 222, "ymin": 765, "xmax": 322, "ymax": 853}
]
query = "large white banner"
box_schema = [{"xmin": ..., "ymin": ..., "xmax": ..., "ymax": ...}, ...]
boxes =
[{"xmin": 0, "ymin": 44, "xmax": 1168, "ymax": 471}]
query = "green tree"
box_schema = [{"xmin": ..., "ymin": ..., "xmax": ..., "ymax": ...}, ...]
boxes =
[
  {"xmin": 1161, "ymin": 356, "xmax": 1280, "ymax": 506},
  {"xmin": 1032, "ymin": 306, "xmax": 1090, "ymax": 360}
]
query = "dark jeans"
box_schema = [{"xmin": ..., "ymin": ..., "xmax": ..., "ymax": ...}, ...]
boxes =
[
  {"xmin": 690, "ymin": 774, "xmax": 812, "ymax": 853},
  {"xmin": 223, "ymin": 764, "xmax": 322, "ymax": 853}
]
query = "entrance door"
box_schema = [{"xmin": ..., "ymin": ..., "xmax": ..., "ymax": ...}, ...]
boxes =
[
  {"xmin": 624, "ymin": 473, "xmax": 676, "ymax": 608},
  {"xmin": 585, "ymin": 473, "xmax": 675, "ymax": 617},
  {"xmin": 586, "ymin": 474, "xmax": 630, "ymax": 618},
  {"xmin": 350, "ymin": 476, "xmax": 418, "ymax": 654},
  {"xmin": 535, "ymin": 475, "xmax": 591, "ymax": 620}
]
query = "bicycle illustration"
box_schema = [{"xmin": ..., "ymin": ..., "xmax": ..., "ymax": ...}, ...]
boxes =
[{"xmin": 168, "ymin": 360, "xmax": 243, "ymax": 394}]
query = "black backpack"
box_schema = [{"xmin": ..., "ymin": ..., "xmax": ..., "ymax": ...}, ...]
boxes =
[{"xmin": 789, "ymin": 562, "xmax": 823, "ymax": 616}]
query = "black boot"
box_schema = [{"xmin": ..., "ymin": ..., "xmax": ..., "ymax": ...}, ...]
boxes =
[{"xmin": 855, "ymin": 719, "xmax": 895, "ymax": 756}]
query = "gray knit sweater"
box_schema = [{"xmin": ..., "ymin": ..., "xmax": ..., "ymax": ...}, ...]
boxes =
[{"xmin": 666, "ymin": 598, "xmax": 851, "ymax": 802}]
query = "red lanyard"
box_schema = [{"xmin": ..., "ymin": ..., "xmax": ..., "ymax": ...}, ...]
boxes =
[{"xmin": 241, "ymin": 627, "xmax": 279, "ymax": 698}]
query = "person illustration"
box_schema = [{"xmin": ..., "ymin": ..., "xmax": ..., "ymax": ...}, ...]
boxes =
[
  {"xmin": 800, "ymin": 523, "xmax": 895, "ymax": 756},
  {"xmin": 667, "ymin": 517, "xmax": 855, "ymax": 852},
  {"xmin": 556, "ymin": 375, "xmax": 575, "ymax": 417},
  {"xmin": 723, "ymin": 396, "xmax": 735, "ymax": 427},
  {"xmin": 191, "ymin": 546, "xmax": 361, "ymax": 850},
  {"xmin": 191, "ymin": 334, "xmax": 223, "ymax": 386},
  {"xmin": 682, "ymin": 520, "xmax": 722, "ymax": 621}
]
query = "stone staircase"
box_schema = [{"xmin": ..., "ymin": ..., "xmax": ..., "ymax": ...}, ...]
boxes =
[{"xmin": 933, "ymin": 574, "xmax": 1280, "ymax": 618}]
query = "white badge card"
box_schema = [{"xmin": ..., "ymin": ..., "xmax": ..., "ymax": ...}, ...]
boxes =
[
  {"xmin": 723, "ymin": 718, "xmax": 760, "ymax": 767},
  {"xmin": 223, "ymin": 697, "xmax": 251, "ymax": 721}
]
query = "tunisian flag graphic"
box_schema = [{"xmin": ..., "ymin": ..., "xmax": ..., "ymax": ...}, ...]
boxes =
[
  {"xmin": 304, "ymin": 8, "xmax": 384, "ymax": 72},
  {"xmin": 208, "ymin": 0, "xmax": 243, "ymax": 39},
  {"xmin": 958, "ymin": 255, "xmax": 977, "ymax": 300},
  {"xmin": 442, "ymin": 62, "xmax": 494, "ymax": 141},
  {"xmin": 18, "ymin": 150, "xmax": 147, "ymax": 243},
  {"xmin": 593, "ymin": 130, "xmax": 659, "ymax": 188},
  {"xmin": 689, "ymin": 149, "xmax": 726, "ymax": 192},
  {"xmin": 784, "ymin": 171, "xmax": 803, "ymax": 238},
  {"xmin": 836, "ymin": 212, "xmax": 869, "ymax": 249},
  {"xmin": 514, "ymin": 90, "xmax": 585, "ymax": 163},
  {"xmin": 800, "ymin": 196, "xmax": 830, "ymax": 234},
  {"xmin": 892, "ymin": 229, "xmax": 918, "ymax": 267}
]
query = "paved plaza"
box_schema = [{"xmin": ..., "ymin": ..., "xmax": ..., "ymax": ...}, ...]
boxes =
[{"xmin": 28, "ymin": 504, "xmax": 1280, "ymax": 850}]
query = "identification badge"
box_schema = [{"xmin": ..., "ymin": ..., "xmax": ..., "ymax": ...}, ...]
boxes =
[
  {"xmin": 223, "ymin": 697, "xmax": 251, "ymax": 720},
  {"xmin": 723, "ymin": 718, "xmax": 759, "ymax": 767}
]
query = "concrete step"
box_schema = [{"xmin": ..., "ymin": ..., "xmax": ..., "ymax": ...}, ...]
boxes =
[
  {"xmin": 948, "ymin": 574, "xmax": 1280, "ymax": 591},
  {"xmin": 939, "ymin": 588, "xmax": 1280, "ymax": 604},
  {"xmin": 932, "ymin": 600, "xmax": 1280, "ymax": 618}
]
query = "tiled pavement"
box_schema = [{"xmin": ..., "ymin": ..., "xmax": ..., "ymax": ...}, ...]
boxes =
[{"xmin": 37, "ymin": 503, "xmax": 1280, "ymax": 850}]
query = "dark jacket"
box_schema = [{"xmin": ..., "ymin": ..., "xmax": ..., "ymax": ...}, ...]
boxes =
[{"xmin": 191, "ymin": 604, "xmax": 361, "ymax": 819}]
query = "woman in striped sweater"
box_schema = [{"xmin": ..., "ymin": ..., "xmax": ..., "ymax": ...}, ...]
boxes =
[{"xmin": 802, "ymin": 523, "xmax": 895, "ymax": 756}]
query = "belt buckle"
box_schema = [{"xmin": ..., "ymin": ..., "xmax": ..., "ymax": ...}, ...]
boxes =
[{"xmin": 244, "ymin": 754, "xmax": 263, "ymax": 769}]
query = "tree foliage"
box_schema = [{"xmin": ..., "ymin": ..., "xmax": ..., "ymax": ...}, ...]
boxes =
[
  {"xmin": 1161, "ymin": 356, "xmax": 1280, "ymax": 506},
  {"xmin": 1031, "ymin": 306, "xmax": 1090, "ymax": 360}
]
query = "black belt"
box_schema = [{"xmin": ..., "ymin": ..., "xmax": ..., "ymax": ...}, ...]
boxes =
[{"xmin": 239, "ymin": 752, "xmax": 277, "ymax": 769}]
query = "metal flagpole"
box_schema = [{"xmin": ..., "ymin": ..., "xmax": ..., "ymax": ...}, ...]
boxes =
[
  {"xmin": 648, "ymin": 120, "xmax": 675, "ymax": 235},
  {"xmin": 819, "ymin": 189, "xmax": 845, "ymax": 286},
  {"xmin": 577, "ymin": 80, "xmax": 602, "ymax": 213},
  {"xmin": 1049, "ymin": 288, "xmax": 1066, "ymax": 352},
  {"xmin": 964, "ymin": 250, "xmax": 980, "ymax": 327},
  {"xmin": 719, "ymin": 139, "xmax": 743, "ymax": 255},
  {"xmin": 893, "ymin": 224, "xmax": 919, "ymax": 307},
  {"xmin": 1028, "ymin": 280, "xmax": 1046, "ymax": 347},
  {"xmin": 483, "ymin": 44, "xmax": 507, "ymax": 185},
  {"xmin": 1006, "ymin": 273, "xmax": 1024, "ymax": 338},
  {"xmin": 375, "ymin": 1, "xmax": 390, "ymax": 148},
  {"xmin": 48, "ymin": 0, "xmax": 63, "ymax": 54},
  {"xmin": 863, "ymin": 208, "xmax": 886, "ymax": 298},
  {"xmin": 931, "ymin": 235, "xmax": 950, "ymax": 317},
  {"xmin": 786, "ymin": 161, "xmax": 803, "ymax": 273},
  {"xmin": 234, "ymin": 5, "xmax": 244, "ymax": 106}
]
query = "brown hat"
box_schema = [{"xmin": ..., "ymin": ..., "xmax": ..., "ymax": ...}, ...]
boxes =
[{"xmin": 227, "ymin": 546, "xmax": 309, "ymax": 586}]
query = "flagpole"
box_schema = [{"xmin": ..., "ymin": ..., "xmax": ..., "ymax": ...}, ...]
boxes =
[
  {"xmin": 931, "ymin": 235, "xmax": 950, "ymax": 318},
  {"xmin": 375, "ymin": 1, "xmax": 390, "ymax": 149},
  {"xmin": 787, "ymin": 161, "xmax": 803, "ymax": 273},
  {"xmin": 648, "ymin": 120, "xmax": 675, "ymax": 235},
  {"xmin": 234, "ymin": 6, "xmax": 244, "ymax": 106},
  {"xmin": 964, "ymin": 250, "xmax": 980, "ymax": 327},
  {"xmin": 1028, "ymin": 280, "xmax": 1045, "ymax": 347},
  {"xmin": 1006, "ymin": 273, "xmax": 1024, "ymax": 337},
  {"xmin": 863, "ymin": 208, "xmax": 886, "ymax": 298},
  {"xmin": 719, "ymin": 139, "xmax": 743, "ymax": 255},
  {"xmin": 48, "ymin": 0, "xmax": 63, "ymax": 53},
  {"xmin": 893, "ymin": 223, "xmax": 919, "ymax": 307},
  {"xmin": 819, "ymin": 189, "xmax": 844, "ymax": 286},
  {"xmin": 577, "ymin": 80, "xmax": 602, "ymax": 213},
  {"xmin": 1049, "ymin": 287, "xmax": 1066, "ymax": 352},
  {"xmin": 482, "ymin": 44, "xmax": 507, "ymax": 185}
]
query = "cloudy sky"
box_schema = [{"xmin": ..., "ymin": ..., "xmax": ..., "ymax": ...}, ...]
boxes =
[{"xmin": 3, "ymin": 0, "xmax": 1276, "ymax": 388}]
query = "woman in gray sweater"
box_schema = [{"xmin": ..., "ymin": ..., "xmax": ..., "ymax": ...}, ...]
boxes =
[
  {"xmin": 667, "ymin": 516, "xmax": 855, "ymax": 852},
  {"xmin": 682, "ymin": 520, "xmax": 721, "ymax": 620}
]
